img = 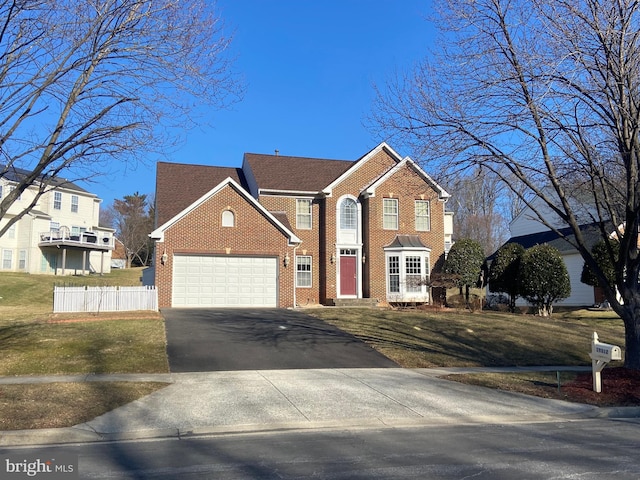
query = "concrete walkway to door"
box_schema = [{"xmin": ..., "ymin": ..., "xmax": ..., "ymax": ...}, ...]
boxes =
[{"xmin": 163, "ymin": 308, "xmax": 399, "ymax": 372}]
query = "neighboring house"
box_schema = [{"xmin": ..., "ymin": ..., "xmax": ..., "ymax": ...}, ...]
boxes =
[
  {"xmin": 495, "ymin": 197, "xmax": 604, "ymax": 307},
  {"xmin": 0, "ymin": 166, "xmax": 115, "ymax": 275},
  {"xmin": 150, "ymin": 142, "xmax": 453, "ymax": 308}
]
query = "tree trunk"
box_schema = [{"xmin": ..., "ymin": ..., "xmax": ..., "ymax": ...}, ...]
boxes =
[{"xmin": 620, "ymin": 306, "xmax": 640, "ymax": 370}]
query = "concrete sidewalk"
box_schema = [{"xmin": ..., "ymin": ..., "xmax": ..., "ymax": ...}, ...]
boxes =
[{"xmin": 0, "ymin": 367, "xmax": 614, "ymax": 447}]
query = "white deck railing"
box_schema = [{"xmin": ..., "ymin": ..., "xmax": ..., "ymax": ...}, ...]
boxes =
[
  {"xmin": 39, "ymin": 231, "xmax": 114, "ymax": 249},
  {"xmin": 53, "ymin": 286, "xmax": 158, "ymax": 313}
]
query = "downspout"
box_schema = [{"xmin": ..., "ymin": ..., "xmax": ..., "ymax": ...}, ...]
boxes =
[{"xmin": 292, "ymin": 242, "xmax": 301, "ymax": 308}]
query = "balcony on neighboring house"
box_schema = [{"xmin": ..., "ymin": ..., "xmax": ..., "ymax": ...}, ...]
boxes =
[
  {"xmin": 38, "ymin": 228, "xmax": 114, "ymax": 275},
  {"xmin": 39, "ymin": 230, "xmax": 115, "ymax": 251}
]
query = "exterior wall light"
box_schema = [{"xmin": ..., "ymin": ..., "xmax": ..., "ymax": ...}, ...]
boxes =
[
  {"xmin": 284, "ymin": 253, "xmax": 290, "ymax": 267},
  {"xmin": 330, "ymin": 253, "xmax": 336, "ymax": 264},
  {"xmin": 362, "ymin": 254, "xmax": 366, "ymax": 264},
  {"xmin": 161, "ymin": 250, "xmax": 168, "ymax": 265}
]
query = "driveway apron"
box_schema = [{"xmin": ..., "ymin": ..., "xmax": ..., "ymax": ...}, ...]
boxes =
[{"xmin": 162, "ymin": 308, "xmax": 399, "ymax": 372}]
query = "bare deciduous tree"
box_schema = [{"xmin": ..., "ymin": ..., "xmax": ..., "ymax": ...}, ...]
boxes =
[
  {"xmin": 0, "ymin": 0, "xmax": 240, "ymax": 236},
  {"xmin": 449, "ymin": 167, "xmax": 509, "ymax": 256},
  {"xmin": 371, "ymin": 0, "xmax": 640, "ymax": 368}
]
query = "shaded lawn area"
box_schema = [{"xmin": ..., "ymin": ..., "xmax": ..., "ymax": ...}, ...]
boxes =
[
  {"xmin": 0, "ymin": 382, "xmax": 168, "ymax": 430},
  {"xmin": 0, "ymin": 316, "xmax": 169, "ymax": 375},
  {"xmin": 306, "ymin": 307, "xmax": 625, "ymax": 368}
]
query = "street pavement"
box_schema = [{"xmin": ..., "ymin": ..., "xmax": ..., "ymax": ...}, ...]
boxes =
[{"xmin": 0, "ymin": 366, "xmax": 622, "ymax": 447}]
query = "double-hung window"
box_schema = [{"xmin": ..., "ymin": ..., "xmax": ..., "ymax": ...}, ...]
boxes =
[
  {"xmin": 2, "ymin": 250, "xmax": 12, "ymax": 269},
  {"xmin": 18, "ymin": 250, "xmax": 26, "ymax": 270},
  {"xmin": 296, "ymin": 256, "xmax": 312, "ymax": 287},
  {"xmin": 296, "ymin": 199, "xmax": 312, "ymax": 229},
  {"xmin": 388, "ymin": 256, "xmax": 400, "ymax": 293},
  {"xmin": 53, "ymin": 192, "xmax": 62, "ymax": 210},
  {"xmin": 415, "ymin": 200, "xmax": 430, "ymax": 231},
  {"xmin": 383, "ymin": 198, "xmax": 398, "ymax": 230},
  {"xmin": 71, "ymin": 195, "xmax": 79, "ymax": 213}
]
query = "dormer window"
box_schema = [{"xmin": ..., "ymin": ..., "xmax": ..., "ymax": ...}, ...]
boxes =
[{"xmin": 222, "ymin": 210, "xmax": 235, "ymax": 227}]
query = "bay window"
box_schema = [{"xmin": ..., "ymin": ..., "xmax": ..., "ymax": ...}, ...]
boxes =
[{"xmin": 385, "ymin": 250, "xmax": 430, "ymax": 301}]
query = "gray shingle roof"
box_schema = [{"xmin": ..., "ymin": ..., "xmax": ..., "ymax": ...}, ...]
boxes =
[
  {"xmin": 498, "ymin": 223, "xmax": 605, "ymax": 256},
  {"xmin": 1, "ymin": 165, "xmax": 89, "ymax": 194}
]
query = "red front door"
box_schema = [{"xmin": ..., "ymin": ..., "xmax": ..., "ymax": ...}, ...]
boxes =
[{"xmin": 340, "ymin": 255, "xmax": 357, "ymax": 296}]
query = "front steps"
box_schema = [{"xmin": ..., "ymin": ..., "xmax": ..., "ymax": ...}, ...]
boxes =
[{"xmin": 327, "ymin": 298, "xmax": 380, "ymax": 308}]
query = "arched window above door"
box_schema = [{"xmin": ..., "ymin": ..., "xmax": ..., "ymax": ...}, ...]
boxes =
[{"xmin": 340, "ymin": 198, "xmax": 357, "ymax": 230}]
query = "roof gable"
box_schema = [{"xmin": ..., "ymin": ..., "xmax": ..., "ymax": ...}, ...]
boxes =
[
  {"xmin": 150, "ymin": 177, "xmax": 301, "ymax": 245},
  {"xmin": 155, "ymin": 162, "xmax": 246, "ymax": 226},
  {"xmin": 322, "ymin": 142, "xmax": 403, "ymax": 197},
  {"xmin": 364, "ymin": 156, "xmax": 451, "ymax": 200}
]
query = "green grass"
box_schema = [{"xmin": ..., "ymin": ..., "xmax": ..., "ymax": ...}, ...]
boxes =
[
  {"xmin": 0, "ymin": 268, "xmax": 168, "ymax": 375},
  {"xmin": 0, "ymin": 268, "xmax": 145, "ymax": 322},
  {"xmin": 0, "ymin": 269, "xmax": 169, "ymax": 430},
  {"xmin": 0, "ymin": 318, "xmax": 168, "ymax": 375},
  {"xmin": 0, "ymin": 382, "xmax": 169, "ymax": 430},
  {"xmin": 306, "ymin": 307, "xmax": 624, "ymax": 368}
]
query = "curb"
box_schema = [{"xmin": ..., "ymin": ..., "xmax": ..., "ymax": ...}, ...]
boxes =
[
  {"xmin": 0, "ymin": 414, "xmax": 591, "ymax": 447},
  {"xmin": 591, "ymin": 407, "xmax": 640, "ymax": 419}
]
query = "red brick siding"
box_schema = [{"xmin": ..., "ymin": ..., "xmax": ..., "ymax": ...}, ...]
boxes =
[
  {"xmin": 324, "ymin": 149, "xmax": 398, "ymax": 301},
  {"xmin": 154, "ymin": 184, "xmax": 295, "ymax": 308},
  {"xmin": 259, "ymin": 195, "xmax": 322, "ymax": 305},
  {"xmin": 155, "ymin": 148, "xmax": 449, "ymax": 308},
  {"xmin": 366, "ymin": 163, "xmax": 447, "ymax": 303}
]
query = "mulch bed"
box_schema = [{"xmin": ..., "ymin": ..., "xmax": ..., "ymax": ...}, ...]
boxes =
[{"xmin": 561, "ymin": 367, "xmax": 640, "ymax": 407}]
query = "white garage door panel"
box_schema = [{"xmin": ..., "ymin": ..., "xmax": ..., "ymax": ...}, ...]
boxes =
[{"xmin": 172, "ymin": 255, "xmax": 278, "ymax": 307}]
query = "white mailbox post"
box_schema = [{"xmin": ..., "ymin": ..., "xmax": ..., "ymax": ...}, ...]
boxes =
[{"xmin": 589, "ymin": 332, "xmax": 622, "ymax": 393}]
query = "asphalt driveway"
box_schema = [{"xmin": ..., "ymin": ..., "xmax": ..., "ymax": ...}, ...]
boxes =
[{"xmin": 162, "ymin": 308, "xmax": 399, "ymax": 372}]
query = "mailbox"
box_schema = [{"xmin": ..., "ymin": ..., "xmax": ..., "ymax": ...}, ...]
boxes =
[
  {"xmin": 589, "ymin": 332, "xmax": 622, "ymax": 393},
  {"xmin": 590, "ymin": 342, "xmax": 622, "ymax": 362}
]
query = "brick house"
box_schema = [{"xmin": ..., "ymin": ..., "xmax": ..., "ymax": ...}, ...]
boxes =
[{"xmin": 150, "ymin": 143, "xmax": 453, "ymax": 308}]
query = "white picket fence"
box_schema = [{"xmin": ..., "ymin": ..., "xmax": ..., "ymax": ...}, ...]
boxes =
[{"xmin": 53, "ymin": 286, "xmax": 158, "ymax": 313}]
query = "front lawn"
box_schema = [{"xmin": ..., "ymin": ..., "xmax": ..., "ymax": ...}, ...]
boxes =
[
  {"xmin": 0, "ymin": 317, "xmax": 168, "ymax": 375},
  {"xmin": 307, "ymin": 307, "xmax": 636, "ymax": 407},
  {"xmin": 0, "ymin": 269, "xmax": 169, "ymax": 430},
  {"xmin": 306, "ymin": 307, "xmax": 624, "ymax": 367}
]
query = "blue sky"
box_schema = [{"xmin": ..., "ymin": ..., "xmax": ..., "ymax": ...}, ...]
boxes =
[{"xmin": 86, "ymin": 1, "xmax": 436, "ymax": 207}]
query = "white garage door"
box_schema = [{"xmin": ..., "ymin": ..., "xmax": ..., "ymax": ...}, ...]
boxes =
[{"xmin": 172, "ymin": 255, "xmax": 278, "ymax": 307}]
